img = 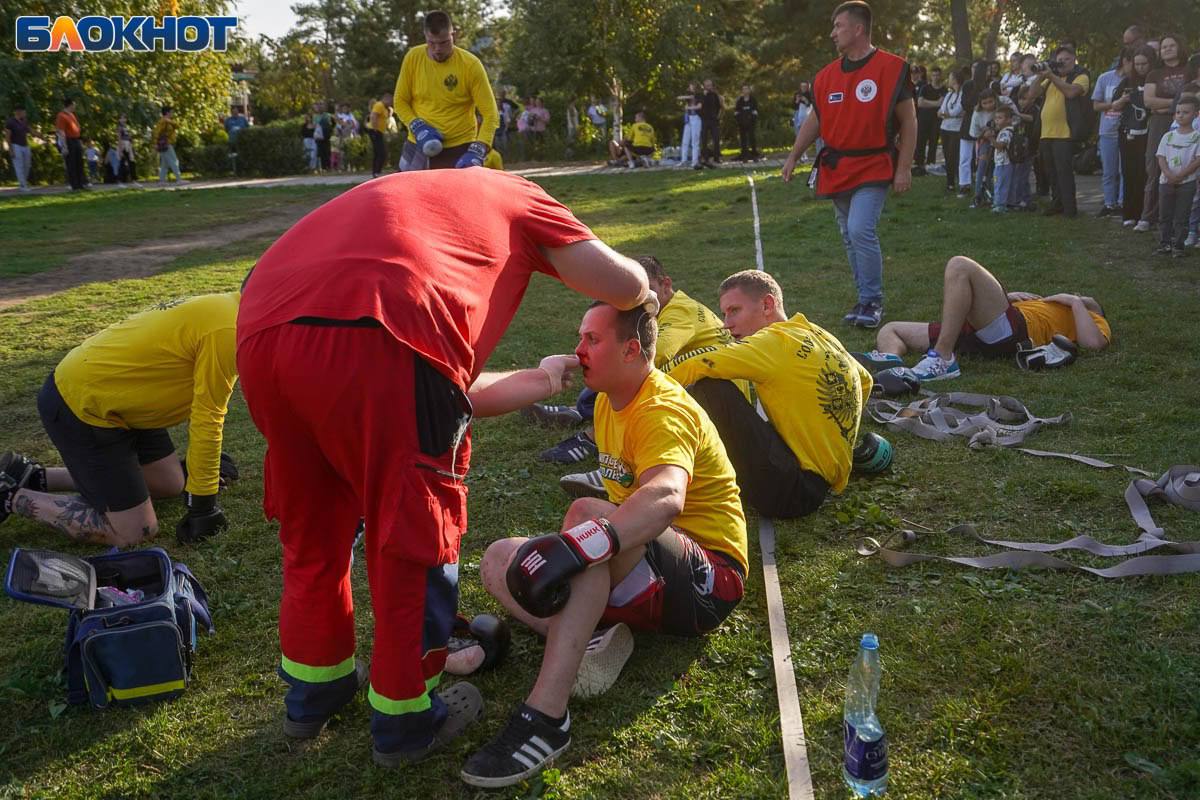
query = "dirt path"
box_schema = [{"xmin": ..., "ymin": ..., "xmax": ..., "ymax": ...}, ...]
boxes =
[{"xmin": 0, "ymin": 201, "xmax": 322, "ymax": 310}]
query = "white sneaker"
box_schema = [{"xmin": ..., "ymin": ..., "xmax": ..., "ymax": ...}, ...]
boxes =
[
  {"xmin": 572, "ymin": 623, "xmax": 634, "ymax": 698},
  {"xmin": 1186, "ymin": 232, "xmax": 1198, "ymax": 248},
  {"xmin": 1122, "ymin": 219, "xmax": 1136, "ymax": 227},
  {"xmin": 911, "ymin": 350, "xmax": 961, "ymax": 382},
  {"xmin": 1133, "ymin": 220, "xmax": 1151, "ymax": 232},
  {"xmin": 176, "ymin": 178, "xmax": 190, "ymax": 185},
  {"xmin": 559, "ymin": 469, "xmax": 606, "ymax": 499}
]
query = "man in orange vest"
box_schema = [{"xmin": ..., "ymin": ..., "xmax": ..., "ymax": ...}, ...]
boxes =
[
  {"xmin": 55, "ymin": 97, "xmax": 85, "ymax": 191},
  {"xmin": 781, "ymin": 1, "xmax": 916, "ymax": 330}
]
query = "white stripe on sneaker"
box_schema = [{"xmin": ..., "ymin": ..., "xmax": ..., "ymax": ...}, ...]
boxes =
[
  {"xmin": 511, "ymin": 750, "xmax": 538, "ymax": 770},
  {"xmin": 527, "ymin": 736, "xmax": 554, "ymax": 756}
]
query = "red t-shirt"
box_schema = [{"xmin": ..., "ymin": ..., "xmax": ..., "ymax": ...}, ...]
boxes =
[{"xmin": 238, "ymin": 170, "xmax": 595, "ymax": 388}]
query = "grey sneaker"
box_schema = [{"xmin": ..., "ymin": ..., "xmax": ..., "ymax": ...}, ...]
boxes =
[
  {"xmin": 373, "ymin": 681, "xmax": 484, "ymax": 767},
  {"xmin": 520, "ymin": 404, "xmax": 583, "ymax": 428},
  {"xmin": 842, "ymin": 303, "xmax": 865, "ymax": 324},
  {"xmin": 560, "ymin": 469, "xmax": 606, "ymax": 499},
  {"xmin": 282, "ymin": 660, "xmax": 370, "ymax": 738},
  {"xmin": 572, "ymin": 623, "xmax": 634, "ymax": 699},
  {"xmin": 855, "ymin": 303, "xmax": 884, "ymax": 329}
]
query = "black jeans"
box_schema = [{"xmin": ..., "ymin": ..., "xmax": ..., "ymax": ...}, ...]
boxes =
[
  {"xmin": 916, "ymin": 114, "xmax": 939, "ymax": 167},
  {"xmin": 1159, "ymin": 181, "xmax": 1197, "ymax": 248},
  {"xmin": 737, "ymin": 124, "xmax": 757, "ymax": 159},
  {"xmin": 65, "ymin": 137, "xmax": 85, "ymax": 189},
  {"xmin": 701, "ymin": 118, "xmax": 721, "ymax": 162},
  {"xmin": 368, "ymin": 129, "xmax": 386, "ymax": 177},
  {"xmin": 1039, "ymin": 138, "xmax": 1077, "ymax": 216},
  {"xmin": 1119, "ymin": 135, "xmax": 1147, "ymax": 223},
  {"xmin": 686, "ymin": 379, "xmax": 829, "ymax": 519},
  {"xmin": 939, "ymin": 130, "xmax": 959, "ymax": 189}
]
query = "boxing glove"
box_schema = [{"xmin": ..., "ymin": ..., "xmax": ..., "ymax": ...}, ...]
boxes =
[
  {"xmin": 176, "ymin": 493, "xmax": 228, "ymax": 544},
  {"xmin": 409, "ymin": 118, "xmax": 443, "ymax": 157},
  {"xmin": 454, "ymin": 141, "xmax": 488, "ymax": 168},
  {"xmin": 506, "ymin": 518, "xmax": 620, "ymax": 618}
]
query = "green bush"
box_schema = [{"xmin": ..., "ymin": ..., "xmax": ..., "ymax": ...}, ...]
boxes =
[
  {"xmin": 189, "ymin": 143, "xmax": 235, "ymax": 178},
  {"xmin": 233, "ymin": 125, "xmax": 308, "ymax": 177}
]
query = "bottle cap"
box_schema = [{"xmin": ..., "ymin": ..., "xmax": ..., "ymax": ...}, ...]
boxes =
[{"xmin": 860, "ymin": 632, "xmax": 879, "ymax": 650}]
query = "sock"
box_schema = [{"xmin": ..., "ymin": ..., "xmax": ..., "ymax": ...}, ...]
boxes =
[{"xmin": 527, "ymin": 703, "xmax": 568, "ymax": 729}]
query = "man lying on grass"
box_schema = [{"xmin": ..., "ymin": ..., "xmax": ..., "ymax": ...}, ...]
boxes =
[
  {"xmin": 0, "ymin": 293, "xmax": 240, "ymax": 547},
  {"xmin": 859, "ymin": 255, "xmax": 1112, "ymax": 381},
  {"xmin": 463, "ymin": 302, "xmax": 748, "ymax": 789},
  {"xmin": 646, "ymin": 270, "xmax": 874, "ymax": 519}
]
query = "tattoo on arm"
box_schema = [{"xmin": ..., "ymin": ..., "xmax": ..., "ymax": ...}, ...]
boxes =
[{"xmin": 13, "ymin": 492, "xmax": 36, "ymax": 519}]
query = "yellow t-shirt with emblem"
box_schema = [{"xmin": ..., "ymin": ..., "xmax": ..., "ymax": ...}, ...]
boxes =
[
  {"xmin": 593, "ymin": 369, "xmax": 748, "ymax": 572},
  {"xmin": 53, "ymin": 292, "xmax": 240, "ymax": 496},
  {"xmin": 664, "ymin": 313, "xmax": 871, "ymax": 494},
  {"xmin": 655, "ymin": 290, "xmax": 732, "ymax": 367},
  {"xmin": 629, "ymin": 121, "xmax": 656, "ymax": 149},
  {"xmin": 1014, "ymin": 300, "xmax": 1111, "ymax": 346},
  {"xmin": 393, "ymin": 45, "xmax": 499, "ymax": 148},
  {"xmin": 369, "ymin": 101, "xmax": 390, "ymax": 133},
  {"xmin": 1040, "ymin": 72, "xmax": 1090, "ymax": 140}
]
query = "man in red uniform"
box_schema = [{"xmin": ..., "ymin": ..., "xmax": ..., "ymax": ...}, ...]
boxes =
[
  {"xmin": 236, "ymin": 169, "xmax": 653, "ymax": 767},
  {"xmin": 781, "ymin": 1, "xmax": 916, "ymax": 330}
]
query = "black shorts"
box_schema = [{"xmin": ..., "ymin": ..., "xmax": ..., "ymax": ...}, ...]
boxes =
[
  {"xmin": 600, "ymin": 529, "xmax": 745, "ymax": 637},
  {"xmin": 630, "ymin": 145, "xmax": 654, "ymax": 156},
  {"xmin": 36, "ymin": 373, "xmax": 175, "ymax": 513},
  {"xmin": 927, "ymin": 304, "xmax": 1031, "ymax": 357}
]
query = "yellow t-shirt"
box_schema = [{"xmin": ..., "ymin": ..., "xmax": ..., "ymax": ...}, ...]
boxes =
[
  {"xmin": 654, "ymin": 290, "xmax": 732, "ymax": 368},
  {"xmin": 54, "ymin": 293, "xmax": 240, "ymax": 496},
  {"xmin": 664, "ymin": 313, "xmax": 871, "ymax": 494},
  {"xmin": 483, "ymin": 148, "xmax": 504, "ymax": 170},
  {"xmin": 152, "ymin": 118, "xmax": 178, "ymax": 146},
  {"xmin": 630, "ymin": 121, "xmax": 656, "ymax": 149},
  {"xmin": 393, "ymin": 45, "xmax": 499, "ymax": 148},
  {"xmin": 1040, "ymin": 72, "xmax": 1090, "ymax": 140},
  {"xmin": 594, "ymin": 369, "xmax": 748, "ymax": 572},
  {"xmin": 369, "ymin": 101, "xmax": 390, "ymax": 133},
  {"xmin": 1014, "ymin": 300, "xmax": 1111, "ymax": 346}
]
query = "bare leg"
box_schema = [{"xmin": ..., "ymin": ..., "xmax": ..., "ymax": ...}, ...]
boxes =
[
  {"xmin": 932, "ymin": 256, "xmax": 1011, "ymax": 360},
  {"xmin": 876, "ymin": 321, "xmax": 932, "ymax": 357},
  {"xmin": 44, "ymin": 453, "xmax": 183, "ymax": 498},
  {"xmin": 10, "ymin": 489, "xmax": 157, "ymax": 547}
]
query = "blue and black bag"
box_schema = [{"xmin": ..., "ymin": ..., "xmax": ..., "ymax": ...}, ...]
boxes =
[{"xmin": 4, "ymin": 547, "xmax": 214, "ymax": 709}]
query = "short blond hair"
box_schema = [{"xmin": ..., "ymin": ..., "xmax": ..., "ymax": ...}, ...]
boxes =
[{"xmin": 718, "ymin": 270, "xmax": 784, "ymax": 308}]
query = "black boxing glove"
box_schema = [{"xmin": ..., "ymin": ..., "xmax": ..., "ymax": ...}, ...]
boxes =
[
  {"xmin": 506, "ymin": 518, "xmax": 620, "ymax": 618},
  {"xmin": 176, "ymin": 493, "xmax": 228, "ymax": 544}
]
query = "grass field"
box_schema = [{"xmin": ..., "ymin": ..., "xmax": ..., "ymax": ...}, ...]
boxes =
[{"xmin": 0, "ymin": 168, "xmax": 1198, "ymax": 800}]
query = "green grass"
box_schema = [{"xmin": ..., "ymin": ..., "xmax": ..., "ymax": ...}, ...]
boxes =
[
  {"xmin": 0, "ymin": 185, "xmax": 345, "ymax": 278},
  {"xmin": 1, "ymin": 169, "xmax": 1199, "ymax": 799}
]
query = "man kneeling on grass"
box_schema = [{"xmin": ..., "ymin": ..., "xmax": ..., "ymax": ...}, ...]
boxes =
[
  {"xmin": 462, "ymin": 302, "xmax": 748, "ymax": 789},
  {"xmin": 860, "ymin": 255, "xmax": 1112, "ymax": 381},
  {"xmin": 0, "ymin": 293, "xmax": 239, "ymax": 546}
]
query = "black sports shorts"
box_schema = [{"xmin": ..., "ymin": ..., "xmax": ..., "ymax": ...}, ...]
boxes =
[{"xmin": 36, "ymin": 372, "xmax": 175, "ymax": 513}]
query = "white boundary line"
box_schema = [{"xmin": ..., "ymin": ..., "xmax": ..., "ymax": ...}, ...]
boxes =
[{"xmin": 746, "ymin": 173, "xmax": 815, "ymax": 800}]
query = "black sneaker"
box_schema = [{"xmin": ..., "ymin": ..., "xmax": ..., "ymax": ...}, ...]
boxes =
[
  {"xmin": 0, "ymin": 452, "xmax": 47, "ymax": 522},
  {"xmin": 520, "ymin": 404, "xmax": 583, "ymax": 428},
  {"xmin": 1173, "ymin": 247, "xmax": 1188, "ymax": 258},
  {"xmin": 461, "ymin": 703, "xmax": 571, "ymax": 789},
  {"xmin": 855, "ymin": 302, "xmax": 884, "ymax": 329},
  {"xmin": 539, "ymin": 432, "xmax": 597, "ymax": 464},
  {"xmin": 842, "ymin": 303, "xmax": 865, "ymax": 325},
  {"xmin": 1155, "ymin": 244, "xmax": 1174, "ymax": 257}
]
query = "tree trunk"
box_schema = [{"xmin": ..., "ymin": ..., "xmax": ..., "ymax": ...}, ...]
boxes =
[
  {"xmin": 983, "ymin": 0, "xmax": 1007, "ymax": 63},
  {"xmin": 950, "ymin": 0, "xmax": 972, "ymax": 66}
]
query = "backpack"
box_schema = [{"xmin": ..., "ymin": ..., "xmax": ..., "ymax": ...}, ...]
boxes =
[
  {"xmin": 5, "ymin": 547, "xmax": 213, "ymax": 709},
  {"xmin": 156, "ymin": 130, "xmax": 169, "ymax": 152},
  {"xmin": 1063, "ymin": 66, "xmax": 1094, "ymax": 142},
  {"xmin": 1006, "ymin": 123, "xmax": 1032, "ymax": 164}
]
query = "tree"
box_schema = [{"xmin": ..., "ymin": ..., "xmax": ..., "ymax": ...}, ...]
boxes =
[{"xmin": 950, "ymin": 0, "xmax": 973, "ymax": 64}]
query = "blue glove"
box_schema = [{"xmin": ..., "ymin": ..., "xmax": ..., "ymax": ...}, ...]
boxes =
[
  {"xmin": 409, "ymin": 118, "xmax": 443, "ymax": 157},
  {"xmin": 455, "ymin": 141, "xmax": 488, "ymax": 169}
]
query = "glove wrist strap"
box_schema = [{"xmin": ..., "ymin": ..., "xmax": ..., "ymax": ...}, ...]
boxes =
[{"xmin": 562, "ymin": 518, "xmax": 619, "ymax": 565}]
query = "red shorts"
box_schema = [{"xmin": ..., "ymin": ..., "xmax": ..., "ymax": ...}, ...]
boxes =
[
  {"xmin": 927, "ymin": 303, "xmax": 1030, "ymax": 357},
  {"xmin": 599, "ymin": 529, "xmax": 745, "ymax": 637}
]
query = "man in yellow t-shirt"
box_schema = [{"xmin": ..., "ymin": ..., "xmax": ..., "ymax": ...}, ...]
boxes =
[
  {"xmin": 607, "ymin": 111, "xmax": 657, "ymax": 168},
  {"xmin": 664, "ymin": 270, "xmax": 872, "ymax": 519},
  {"xmin": 465, "ymin": 302, "xmax": 746, "ymax": 788},
  {"xmin": 394, "ymin": 10, "xmax": 499, "ymax": 171},
  {"xmin": 1024, "ymin": 46, "xmax": 1090, "ymax": 216},
  {"xmin": 869, "ymin": 255, "xmax": 1110, "ymax": 381},
  {"xmin": 367, "ymin": 92, "xmax": 393, "ymax": 178},
  {"xmin": 0, "ymin": 293, "xmax": 240, "ymax": 547},
  {"xmin": 525, "ymin": 255, "xmax": 739, "ymax": 474}
]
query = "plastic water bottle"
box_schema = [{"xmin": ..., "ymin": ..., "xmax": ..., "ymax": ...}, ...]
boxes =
[{"xmin": 843, "ymin": 632, "xmax": 888, "ymax": 797}]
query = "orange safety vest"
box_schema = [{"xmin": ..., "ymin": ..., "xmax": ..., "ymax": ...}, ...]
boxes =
[{"xmin": 812, "ymin": 49, "xmax": 908, "ymax": 198}]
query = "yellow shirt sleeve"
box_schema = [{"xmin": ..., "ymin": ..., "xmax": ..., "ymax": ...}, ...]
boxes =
[
  {"xmin": 654, "ymin": 300, "xmax": 699, "ymax": 367},
  {"xmin": 184, "ymin": 325, "xmax": 238, "ymax": 496},
  {"xmin": 468, "ymin": 57, "xmax": 499, "ymax": 147},
  {"xmin": 663, "ymin": 332, "xmax": 779, "ymax": 387},
  {"xmin": 393, "ymin": 48, "xmax": 419, "ymax": 129},
  {"xmin": 370, "ymin": 101, "xmax": 389, "ymax": 133}
]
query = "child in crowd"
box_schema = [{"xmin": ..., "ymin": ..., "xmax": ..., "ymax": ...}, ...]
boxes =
[
  {"xmin": 84, "ymin": 140, "xmax": 100, "ymax": 183},
  {"xmin": 104, "ymin": 142, "xmax": 121, "ymax": 184},
  {"xmin": 1155, "ymin": 94, "xmax": 1200, "ymax": 256},
  {"xmin": 991, "ymin": 106, "xmax": 1016, "ymax": 213},
  {"xmin": 969, "ymin": 91, "xmax": 998, "ymax": 207}
]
